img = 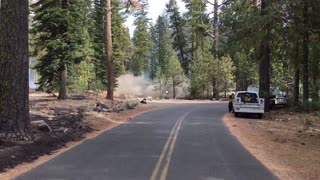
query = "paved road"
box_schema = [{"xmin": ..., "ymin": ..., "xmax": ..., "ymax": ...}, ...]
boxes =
[{"xmin": 18, "ymin": 103, "xmax": 277, "ymax": 180}]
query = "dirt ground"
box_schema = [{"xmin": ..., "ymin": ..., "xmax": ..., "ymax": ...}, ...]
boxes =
[
  {"xmin": 0, "ymin": 91, "xmax": 158, "ymax": 179},
  {"xmin": 224, "ymin": 109, "xmax": 320, "ymax": 180}
]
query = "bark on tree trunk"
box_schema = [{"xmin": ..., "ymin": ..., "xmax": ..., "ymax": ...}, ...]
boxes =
[
  {"xmin": 58, "ymin": 64, "xmax": 68, "ymax": 99},
  {"xmin": 159, "ymin": 81, "xmax": 162, "ymax": 98},
  {"xmin": 0, "ymin": 0, "xmax": 31, "ymax": 139},
  {"xmin": 212, "ymin": 79, "xmax": 216, "ymax": 99},
  {"xmin": 302, "ymin": 0, "xmax": 309, "ymax": 102},
  {"xmin": 258, "ymin": 0, "xmax": 271, "ymax": 112},
  {"xmin": 106, "ymin": 0, "xmax": 114, "ymax": 100},
  {"xmin": 294, "ymin": 43, "xmax": 300, "ymax": 104},
  {"xmin": 259, "ymin": 35, "xmax": 271, "ymax": 112},
  {"xmin": 173, "ymin": 82, "xmax": 176, "ymax": 99},
  {"xmin": 311, "ymin": 53, "xmax": 319, "ymax": 101},
  {"xmin": 0, "ymin": 0, "xmax": 2, "ymax": 27}
]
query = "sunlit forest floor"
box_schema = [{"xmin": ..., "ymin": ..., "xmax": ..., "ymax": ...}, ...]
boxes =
[{"xmin": 224, "ymin": 110, "xmax": 320, "ymax": 180}]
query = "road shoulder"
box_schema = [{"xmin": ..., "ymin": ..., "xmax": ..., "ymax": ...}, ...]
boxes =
[{"xmin": 223, "ymin": 112, "xmax": 320, "ymax": 180}]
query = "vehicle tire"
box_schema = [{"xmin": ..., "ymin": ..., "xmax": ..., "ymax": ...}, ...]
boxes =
[
  {"xmin": 257, "ymin": 113, "xmax": 263, "ymax": 119},
  {"xmin": 234, "ymin": 112, "xmax": 239, "ymax": 117}
]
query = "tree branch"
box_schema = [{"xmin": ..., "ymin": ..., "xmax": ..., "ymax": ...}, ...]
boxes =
[
  {"xmin": 205, "ymin": 28, "xmax": 232, "ymax": 41},
  {"xmin": 205, "ymin": 0, "xmax": 234, "ymax": 8}
]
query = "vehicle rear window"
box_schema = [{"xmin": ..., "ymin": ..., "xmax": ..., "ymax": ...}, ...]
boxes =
[{"xmin": 237, "ymin": 92, "xmax": 258, "ymax": 103}]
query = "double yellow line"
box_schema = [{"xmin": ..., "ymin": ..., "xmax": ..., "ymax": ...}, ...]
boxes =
[{"xmin": 150, "ymin": 112, "xmax": 190, "ymax": 180}]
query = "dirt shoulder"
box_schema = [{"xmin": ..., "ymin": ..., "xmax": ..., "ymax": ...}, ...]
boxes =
[
  {"xmin": 224, "ymin": 111, "xmax": 320, "ymax": 180},
  {"xmin": 0, "ymin": 91, "xmax": 160, "ymax": 180}
]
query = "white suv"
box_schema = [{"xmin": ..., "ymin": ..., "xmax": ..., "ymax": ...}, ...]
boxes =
[{"xmin": 233, "ymin": 91, "xmax": 265, "ymax": 118}]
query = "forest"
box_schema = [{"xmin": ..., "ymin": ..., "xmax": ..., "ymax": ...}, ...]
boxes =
[{"xmin": 0, "ymin": 0, "xmax": 319, "ymax": 138}]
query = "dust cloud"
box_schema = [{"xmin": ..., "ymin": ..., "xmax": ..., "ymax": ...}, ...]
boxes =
[
  {"xmin": 114, "ymin": 74, "xmax": 190, "ymax": 99},
  {"xmin": 115, "ymin": 74, "xmax": 157, "ymax": 98}
]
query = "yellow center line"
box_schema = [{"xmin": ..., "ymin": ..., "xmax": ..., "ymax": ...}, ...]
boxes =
[
  {"xmin": 150, "ymin": 113, "xmax": 184, "ymax": 180},
  {"xmin": 159, "ymin": 112, "xmax": 189, "ymax": 180},
  {"xmin": 150, "ymin": 112, "xmax": 189, "ymax": 180}
]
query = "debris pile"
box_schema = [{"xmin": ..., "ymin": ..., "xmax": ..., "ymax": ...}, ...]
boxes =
[{"xmin": 93, "ymin": 101, "xmax": 139, "ymax": 113}]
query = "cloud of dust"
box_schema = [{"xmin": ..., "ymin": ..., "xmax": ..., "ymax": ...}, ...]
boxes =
[
  {"xmin": 175, "ymin": 78, "xmax": 190, "ymax": 98},
  {"xmin": 115, "ymin": 74, "xmax": 190, "ymax": 99},
  {"xmin": 115, "ymin": 74, "xmax": 157, "ymax": 98}
]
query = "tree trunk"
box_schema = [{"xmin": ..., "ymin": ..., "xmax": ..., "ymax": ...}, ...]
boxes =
[
  {"xmin": 259, "ymin": 35, "xmax": 271, "ymax": 112},
  {"xmin": 294, "ymin": 43, "xmax": 300, "ymax": 104},
  {"xmin": 311, "ymin": 49, "xmax": 319, "ymax": 101},
  {"xmin": 58, "ymin": 0, "xmax": 69, "ymax": 100},
  {"xmin": 58, "ymin": 64, "xmax": 68, "ymax": 99},
  {"xmin": 302, "ymin": 0, "xmax": 309, "ymax": 102},
  {"xmin": 173, "ymin": 82, "xmax": 176, "ymax": 99},
  {"xmin": 212, "ymin": 0, "xmax": 219, "ymax": 57},
  {"xmin": 294, "ymin": 68, "xmax": 300, "ymax": 104},
  {"xmin": 0, "ymin": 0, "xmax": 2, "ymax": 26},
  {"xmin": 258, "ymin": 0, "xmax": 271, "ymax": 112},
  {"xmin": 0, "ymin": 0, "xmax": 31, "ymax": 139},
  {"xmin": 159, "ymin": 82, "xmax": 162, "ymax": 98},
  {"xmin": 106, "ymin": 0, "xmax": 114, "ymax": 100},
  {"xmin": 224, "ymin": 82, "xmax": 227, "ymax": 98},
  {"xmin": 212, "ymin": 79, "xmax": 216, "ymax": 99}
]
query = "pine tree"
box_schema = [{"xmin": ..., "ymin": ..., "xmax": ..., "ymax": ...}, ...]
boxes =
[
  {"xmin": 106, "ymin": 0, "xmax": 139, "ymax": 99},
  {"xmin": 186, "ymin": 0, "xmax": 209, "ymax": 55},
  {"xmin": 68, "ymin": 0, "xmax": 94, "ymax": 94},
  {"xmin": 105, "ymin": 0, "xmax": 114, "ymax": 100},
  {"xmin": 185, "ymin": 0, "xmax": 213, "ymax": 98},
  {"xmin": 219, "ymin": 56, "xmax": 236, "ymax": 97},
  {"xmin": 189, "ymin": 37, "xmax": 214, "ymax": 99},
  {"xmin": 150, "ymin": 14, "xmax": 185, "ymax": 98},
  {"xmin": 166, "ymin": 0, "xmax": 189, "ymax": 74},
  {"xmin": 112, "ymin": 0, "xmax": 132, "ymax": 78},
  {"xmin": 31, "ymin": 0, "xmax": 91, "ymax": 99},
  {"xmin": 148, "ymin": 25, "xmax": 159, "ymax": 80},
  {"xmin": 91, "ymin": 0, "xmax": 135, "ymax": 93},
  {"xmin": 155, "ymin": 16, "xmax": 171, "ymax": 72},
  {"xmin": 131, "ymin": 0, "xmax": 150, "ymax": 76},
  {"xmin": 91, "ymin": 0, "xmax": 107, "ymax": 88},
  {"xmin": 164, "ymin": 49, "xmax": 184, "ymax": 99}
]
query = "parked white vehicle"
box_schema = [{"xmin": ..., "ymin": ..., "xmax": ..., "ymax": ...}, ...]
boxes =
[
  {"xmin": 233, "ymin": 91, "xmax": 265, "ymax": 118},
  {"xmin": 247, "ymin": 86, "xmax": 288, "ymax": 108},
  {"xmin": 270, "ymin": 90, "xmax": 287, "ymax": 108}
]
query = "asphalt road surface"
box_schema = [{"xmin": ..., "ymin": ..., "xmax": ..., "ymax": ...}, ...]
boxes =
[{"xmin": 18, "ymin": 103, "xmax": 277, "ymax": 180}]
